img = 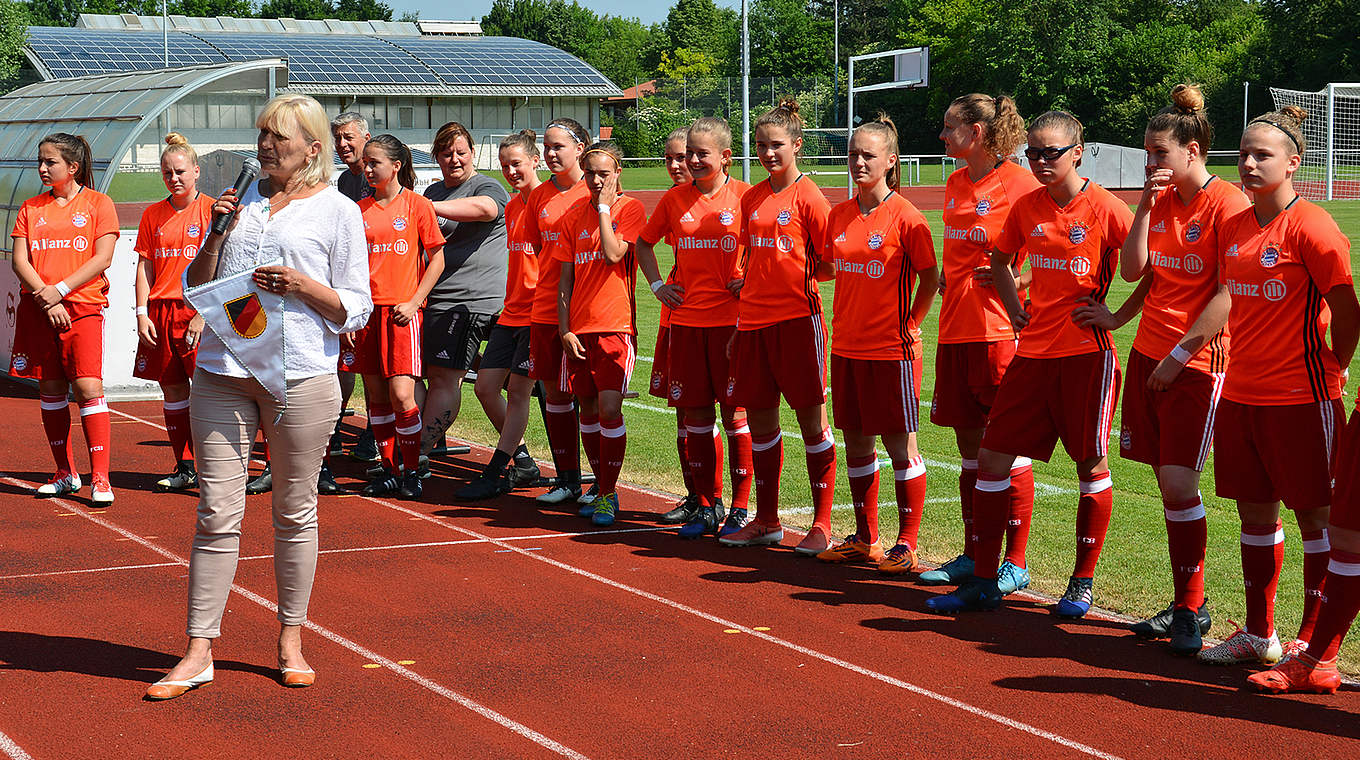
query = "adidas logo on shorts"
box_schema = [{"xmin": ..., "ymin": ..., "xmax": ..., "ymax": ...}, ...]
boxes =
[{"xmin": 436, "ymin": 350, "xmax": 450, "ymax": 359}]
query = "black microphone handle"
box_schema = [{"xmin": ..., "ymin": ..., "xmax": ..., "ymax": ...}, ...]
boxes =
[{"xmin": 211, "ymin": 159, "xmax": 261, "ymax": 236}]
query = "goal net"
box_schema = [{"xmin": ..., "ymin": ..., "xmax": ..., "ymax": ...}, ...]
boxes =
[{"xmin": 1269, "ymin": 83, "xmax": 1360, "ymax": 200}]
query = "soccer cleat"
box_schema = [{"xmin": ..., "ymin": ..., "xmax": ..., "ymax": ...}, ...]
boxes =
[
  {"xmin": 155, "ymin": 462, "xmax": 198, "ymax": 493},
  {"xmin": 1247, "ymin": 653, "xmax": 1341, "ymax": 694},
  {"xmin": 90, "ymin": 476, "xmax": 115, "ymax": 506},
  {"xmin": 536, "ymin": 483, "xmax": 582, "ymax": 505},
  {"xmin": 590, "ymin": 492, "xmax": 619, "ymax": 526},
  {"xmin": 349, "ymin": 428, "xmax": 380, "ymax": 462},
  {"xmin": 1197, "ymin": 623, "xmax": 1283, "ymax": 665},
  {"xmin": 416, "ymin": 454, "xmax": 431, "ymax": 480},
  {"xmin": 816, "ymin": 534, "xmax": 884, "ymax": 564},
  {"xmin": 660, "ymin": 494, "xmax": 702, "ymax": 524},
  {"xmin": 925, "ymin": 577, "xmax": 1002, "ymax": 613},
  {"xmin": 455, "ymin": 472, "xmax": 511, "ymax": 501},
  {"xmin": 398, "ymin": 472, "xmax": 422, "ymax": 499},
  {"xmin": 677, "ymin": 505, "xmax": 721, "ymax": 538},
  {"xmin": 507, "ymin": 457, "xmax": 541, "ymax": 488},
  {"xmin": 361, "ymin": 471, "xmax": 401, "ymax": 497},
  {"xmin": 718, "ymin": 507, "xmax": 749, "ymax": 538},
  {"xmin": 877, "ymin": 543, "xmax": 920, "ymax": 575},
  {"xmin": 1280, "ymin": 638, "xmax": 1308, "ymax": 662},
  {"xmin": 1167, "ymin": 606, "xmax": 1204, "ymax": 656},
  {"xmin": 35, "ymin": 471, "xmax": 81, "ymax": 497},
  {"xmin": 1052, "ymin": 576, "xmax": 1094, "ymax": 618},
  {"xmin": 1130, "ymin": 600, "xmax": 1213, "ymax": 639},
  {"xmin": 793, "ymin": 525, "xmax": 832, "ymax": 556},
  {"xmin": 578, "ymin": 483, "xmax": 600, "ymax": 505},
  {"xmin": 996, "ymin": 560, "xmax": 1031, "ymax": 594},
  {"xmin": 327, "ymin": 431, "xmax": 344, "ymax": 456},
  {"xmin": 917, "ymin": 553, "xmax": 975, "ymax": 585},
  {"xmin": 246, "ymin": 465, "xmax": 273, "ymax": 495},
  {"xmin": 718, "ymin": 520, "xmax": 784, "ymax": 547},
  {"xmin": 578, "ymin": 498, "xmax": 598, "ymax": 518},
  {"xmin": 317, "ymin": 463, "xmax": 340, "ymax": 495}
]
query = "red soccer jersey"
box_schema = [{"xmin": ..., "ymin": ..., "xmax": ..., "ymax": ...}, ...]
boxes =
[
  {"xmin": 359, "ymin": 190, "xmax": 445, "ymax": 306},
  {"xmin": 12, "ymin": 188, "xmax": 118, "ymax": 306},
  {"xmin": 1132, "ymin": 176, "xmax": 1250, "ymax": 374},
  {"xmin": 500, "ymin": 192, "xmax": 540, "ymax": 327},
  {"xmin": 825, "ymin": 193, "xmax": 937, "ymax": 361},
  {"xmin": 734, "ymin": 175, "xmax": 832, "ymax": 330},
  {"xmin": 939, "ymin": 161, "xmax": 1041, "ymax": 344},
  {"xmin": 527, "ymin": 179, "xmax": 592, "ymax": 325},
  {"xmin": 1218, "ymin": 199, "xmax": 1353, "ymax": 405},
  {"xmin": 558, "ymin": 196, "xmax": 647, "ymax": 335},
  {"xmin": 640, "ymin": 177, "xmax": 751, "ymax": 328},
  {"xmin": 135, "ymin": 193, "xmax": 215, "ymax": 302},
  {"xmin": 995, "ymin": 180, "xmax": 1134, "ymax": 359}
]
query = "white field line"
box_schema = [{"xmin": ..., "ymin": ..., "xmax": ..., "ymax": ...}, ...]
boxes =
[{"xmin": 0, "ymin": 731, "xmax": 33, "ymax": 760}]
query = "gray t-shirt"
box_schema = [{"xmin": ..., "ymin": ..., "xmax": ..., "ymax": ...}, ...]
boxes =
[
  {"xmin": 337, "ymin": 167, "xmax": 372, "ymax": 202},
  {"xmin": 423, "ymin": 173, "xmax": 510, "ymax": 314}
]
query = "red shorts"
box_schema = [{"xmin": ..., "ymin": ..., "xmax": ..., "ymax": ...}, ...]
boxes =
[
  {"xmin": 10, "ymin": 298, "xmax": 103, "ymax": 381},
  {"xmin": 566, "ymin": 332, "xmax": 636, "ymax": 397},
  {"xmin": 339, "ymin": 306, "xmax": 422, "ymax": 378},
  {"xmin": 1329, "ymin": 408, "xmax": 1360, "ymax": 531},
  {"xmin": 832, "ymin": 354, "xmax": 924, "ymax": 435},
  {"xmin": 648, "ymin": 325, "xmax": 670, "ymax": 399},
  {"xmin": 981, "ymin": 351, "xmax": 1121, "ymax": 463},
  {"xmin": 930, "ymin": 340, "xmax": 1017, "ymax": 429},
  {"xmin": 667, "ymin": 324, "xmax": 736, "ymax": 408},
  {"xmin": 529, "ymin": 323, "xmax": 568, "ymax": 390},
  {"xmin": 1119, "ymin": 349, "xmax": 1223, "ymax": 471},
  {"xmin": 134, "ymin": 299, "xmax": 198, "ymax": 384},
  {"xmin": 1214, "ymin": 398, "xmax": 1342, "ymax": 511},
  {"xmin": 729, "ymin": 314, "xmax": 827, "ymax": 410}
]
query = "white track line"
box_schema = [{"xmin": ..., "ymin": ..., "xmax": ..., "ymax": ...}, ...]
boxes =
[
  {"xmin": 8, "ymin": 479, "xmax": 588, "ymax": 760},
  {"xmin": 0, "ymin": 731, "xmax": 33, "ymax": 760}
]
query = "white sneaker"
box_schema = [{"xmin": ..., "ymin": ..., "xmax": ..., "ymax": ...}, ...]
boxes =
[
  {"xmin": 1197, "ymin": 624, "xmax": 1282, "ymax": 665},
  {"xmin": 36, "ymin": 471, "xmax": 81, "ymax": 497},
  {"xmin": 91, "ymin": 476, "xmax": 115, "ymax": 506},
  {"xmin": 536, "ymin": 484, "xmax": 582, "ymax": 504},
  {"xmin": 577, "ymin": 483, "xmax": 599, "ymax": 504}
]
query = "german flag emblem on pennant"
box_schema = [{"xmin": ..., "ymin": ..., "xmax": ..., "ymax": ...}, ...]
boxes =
[{"xmin": 225, "ymin": 293, "xmax": 268, "ymax": 339}]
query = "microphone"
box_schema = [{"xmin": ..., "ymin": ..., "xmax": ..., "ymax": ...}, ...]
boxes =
[{"xmin": 211, "ymin": 157, "xmax": 261, "ymax": 235}]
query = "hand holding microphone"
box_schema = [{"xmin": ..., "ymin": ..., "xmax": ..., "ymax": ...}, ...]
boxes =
[{"xmin": 210, "ymin": 158, "xmax": 261, "ymax": 236}]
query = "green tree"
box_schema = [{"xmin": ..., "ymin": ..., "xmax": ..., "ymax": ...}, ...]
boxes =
[
  {"xmin": 2, "ymin": 0, "xmax": 28, "ymax": 82},
  {"xmin": 481, "ymin": 0, "xmax": 655, "ymax": 88},
  {"xmin": 657, "ymin": 47, "xmax": 718, "ymax": 80},
  {"xmin": 1256, "ymin": 0, "xmax": 1360, "ymax": 88},
  {"xmin": 171, "ymin": 0, "xmax": 254, "ymax": 16},
  {"xmin": 258, "ymin": 0, "xmax": 340, "ymax": 20},
  {"xmin": 749, "ymin": 0, "xmax": 833, "ymax": 77},
  {"xmin": 332, "ymin": 0, "xmax": 392, "ymax": 21},
  {"xmin": 662, "ymin": 0, "xmax": 739, "ymax": 75}
]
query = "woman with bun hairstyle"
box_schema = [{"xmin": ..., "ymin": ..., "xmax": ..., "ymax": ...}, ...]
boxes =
[
  {"xmin": 134, "ymin": 132, "xmax": 215, "ymax": 492},
  {"xmin": 815, "ymin": 115, "xmax": 939, "ymax": 568},
  {"xmin": 920, "ymin": 93, "xmax": 1041, "ymax": 586},
  {"xmin": 639, "ymin": 117, "xmax": 754, "ymax": 537},
  {"xmin": 347, "ymin": 134, "xmax": 445, "ymax": 499},
  {"xmin": 926, "ymin": 111, "xmax": 1133, "ymax": 616},
  {"xmin": 10, "ymin": 133, "xmax": 118, "ymax": 505},
  {"xmin": 1199, "ymin": 106, "xmax": 1360, "ymax": 671},
  {"xmin": 1105, "ymin": 84, "xmax": 1250, "ymax": 655},
  {"xmin": 557, "ymin": 141, "xmax": 647, "ymax": 526},
  {"xmin": 718, "ymin": 98, "xmax": 836, "ymax": 554}
]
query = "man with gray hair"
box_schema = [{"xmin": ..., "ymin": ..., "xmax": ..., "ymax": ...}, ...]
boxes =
[{"xmin": 332, "ymin": 112, "xmax": 372, "ymax": 202}]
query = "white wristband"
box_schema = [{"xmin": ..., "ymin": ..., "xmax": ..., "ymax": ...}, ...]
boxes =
[
  {"xmin": 1169, "ymin": 344, "xmax": 1193, "ymax": 365},
  {"xmin": 598, "ymin": 203, "xmax": 612, "ymax": 214},
  {"xmin": 54, "ymin": 281, "xmax": 71, "ymax": 298},
  {"xmin": 135, "ymin": 305, "xmax": 149, "ymax": 317},
  {"xmin": 649, "ymin": 280, "xmax": 664, "ymax": 293}
]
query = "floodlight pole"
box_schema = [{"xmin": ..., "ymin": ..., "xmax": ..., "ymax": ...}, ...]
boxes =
[
  {"xmin": 741, "ymin": 0, "xmax": 751, "ymax": 182},
  {"xmin": 832, "ymin": 0, "xmax": 839, "ymax": 126},
  {"xmin": 162, "ymin": 0, "xmax": 168, "ymax": 68}
]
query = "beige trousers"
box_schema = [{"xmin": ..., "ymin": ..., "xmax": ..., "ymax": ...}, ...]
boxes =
[{"xmin": 186, "ymin": 369, "xmax": 340, "ymax": 638}]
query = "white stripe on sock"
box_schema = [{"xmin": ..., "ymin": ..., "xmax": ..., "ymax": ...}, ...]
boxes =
[
  {"xmin": 1328, "ymin": 557, "xmax": 1360, "ymax": 576},
  {"xmin": 163, "ymin": 399, "xmax": 191, "ymax": 411},
  {"xmin": 751, "ymin": 432, "xmax": 782, "ymax": 452},
  {"xmin": 1079, "ymin": 476, "xmax": 1112, "ymax": 494},
  {"xmin": 976, "ymin": 476, "xmax": 1011, "ymax": 493},
  {"xmin": 895, "ymin": 458, "xmax": 926, "ymax": 481},
  {"xmin": 1164, "ymin": 502, "xmax": 1206, "ymax": 522},
  {"xmin": 546, "ymin": 402, "xmax": 575, "ymax": 414},
  {"xmin": 1303, "ymin": 530, "xmax": 1331, "ymax": 554},
  {"xmin": 600, "ymin": 422, "xmax": 626, "ymax": 439},
  {"xmin": 1241, "ymin": 529, "xmax": 1285, "ymax": 547},
  {"xmin": 847, "ymin": 462, "xmax": 879, "ymax": 478}
]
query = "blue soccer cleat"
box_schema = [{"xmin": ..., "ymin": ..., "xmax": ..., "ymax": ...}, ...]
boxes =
[
  {"xmin": 924, "ymin": 577, "xmax": 1002, "ymax": 613},
  {"xmin": 590, "ymin": 492, "xmax": 619, "ymax": 526},
  {"xmin": 918, "ymin": 553, "xmax": 975, "ymax": 585},
  {"xmin": 1053, "ymin": 576, "xmax": 1094, "ymax": 618},
  {"xmin": 996, "ymin": 560, "xmax": 1031, "ymax": 594}
]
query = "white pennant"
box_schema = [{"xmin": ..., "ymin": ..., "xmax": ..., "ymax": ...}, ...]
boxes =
[{"xmin": 185, "ymin": 258, "xmax": 288, "ymax": 416}]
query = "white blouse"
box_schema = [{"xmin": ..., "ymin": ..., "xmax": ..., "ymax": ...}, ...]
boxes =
[{"xmin": 193, "ymin": 182, "xmax": 372, "ymax": 380}]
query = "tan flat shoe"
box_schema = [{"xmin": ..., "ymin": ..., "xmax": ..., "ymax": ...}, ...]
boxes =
[
  {"xmin": 280, "ymin": 667, "xmax": 315, "ymax": 688},
  {"xmin": 145, "ymin": 663, "xmax": 213, "ymax": 700}
]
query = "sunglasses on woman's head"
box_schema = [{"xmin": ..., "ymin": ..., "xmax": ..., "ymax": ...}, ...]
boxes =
[{"xmin": 1024, "ymin": 144, "xmax": 1078, "ymax": 162}]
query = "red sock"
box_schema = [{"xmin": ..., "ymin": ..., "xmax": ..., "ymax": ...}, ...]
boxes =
[
  {"xmin": 710, "ymin": 424, "xmax": 725, "ymax": 505},
  {"xmin": 369, "ymin": 404, "xmax": 397, "ymax": 472},
  {"xmin": 579, "ymin": 413, "xmax": 601, "ymax": 477},
  {"xmin": 1305, "ymin": 549, "xmax": 1360, "ymax": 662},
  {"xmin": 163, "ymin": 399, "xmax": 194, "ymax": 464},
  {"xmin": 894, "ymin": 456, "xmax": 927, "ymax": 551},
  {"xmin": 543, "ymin": 400, "xmax": 581, "ymax": 476},
  {"xmin": 1073, "ymin": 470, "xmax": 1113, "ymax": 578},
  {"xmin": 676, "ymin": 416, "xmax": 695, "ymax": 495},
  {"xmin": 1298, "ymin": 529, "xmax": 1332, "ymax": 642},
  {"xmin": 751, "ymin": 430, "xmax": 783, "ymax": 525},
  {"xmin": 846, "ymin": 454, "xmax": 879, "ymax": 543},
  {"xmin": 258, "ymin": 435, "xmax": 270, "ymax": 464},
  {"xmin": 804, "ymin": 427, "xmax": 836, "ymax": 532},
  {"xmin": 972, "ymin": 473, "xmax": 1010, "ymax": 578},
  {"xmin": 726, "ymin": 419, "xmax": 753, "ymax": 510},
  {"xmin": 39, "ymin": 394, "xmax": 73, "ymax": 473},
  {"xmin": 395, "ymin": 407, "xmax": 422, "ymax": 475},
  {"xmin": 78, "ymin": 397, "xmax": 110, "ymax": 480},
  {"xmin": 959, "ymin": 458, "xmax": 977, "ymax": 559},
  {"xmin": 597, "ymin": 416, "xmax": 626, "ymax": 494},
  {"xmin": 1164, "ymin": 496, "xmax": 1208, "ymax": 610},
  {"xmin": 1005, "ymin": 460, "xmax": 1034, "ymax": 567},
  {"xmin": 685, "ymin": 420, "xmax": 718, "ymax": 507},
  {"xmin": 1241, "ymin": 520, "xmax": 1285, "ymax": 638}
]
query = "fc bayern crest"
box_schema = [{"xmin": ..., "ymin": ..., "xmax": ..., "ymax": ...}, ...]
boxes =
[
  {"xmin": 719, "ymin": 210, "xmax": 735, "ymax": 225},
  {"xmin": 867, "ymin": 232, "xmax": 884, "ymax": 250},
  {"xmin": 187, "ymin": 224, "xmax": 202, "ymax": 238},
  {"xmin": 1260, "ymin": 246, "xmax": 1280, "ymax": 268},
  {"xmin": 11, "ymin": 354, "xmax": 27, "ymax": 372},
  {"xmin": 136, "ymin": 355, "xmax": 148, "ymax": 373},
  {"xmin": 650, "ymin": 373, "xmax": 661, "ymax": 389},
  {"xmin": 974, "ymin": 198, "xmax": 993, "ymax": 216},
  {"xmin": 393, "ymin": 217, "xmax": 407, "ymax": 231},
  {"xmin": 1184, "ymin": 221, "xmax": 1202, "ymax": 244},
  {"xmin": 727, "ymin": 377, "xmax": 736, "ymax": 399},
  {"xmin": 70, "ymin": 212, "xmax": 88, "ymax": 228},
  {"xmin": 776, "ymin": 208, "xmax": 793, "ymax": 226},
  {"xmin": 669, "ymin": 380, "xmax": 683, "ymax": 400},
  {"xmin": 341, "ymin": 350, "xmax": 356, "ymax": 368},
  {"xmin": 1068, "ymin": 224, "xmax": 1088, "ymax": 245}
]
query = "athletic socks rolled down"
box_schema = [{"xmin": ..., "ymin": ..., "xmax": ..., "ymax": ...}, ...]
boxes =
[
  {"xmin": 847, "ymin": 453, "xmax": 879, "ymax": 544},
  {"xmin": 1163, "ymin": 496, "xmax": 1208, "ymax": 610},
  {"xmin": 1241, "ymin": 520, "xmax": 1285, "ymax": 638},
  {"xmin": 804, "ymin": 427, "xmax": 837, "ymax": 532},
  {"xmin": 893, "ymin": 456, "xmax": 927, "ymax": 551},
  {"xmin": 751, "ymin": 430, "xmax": 783, "ymax": 524},
  {"xmin": 39, "ymin": 394, "xmax": 73, "ymax": 473},
  {"xmin": 78, "ymin": 396, "xmax": 110, "ymax": 479},
  {"xmin": 1073, "ymin": 470, "xmax": 1113, "ymax": 579}
]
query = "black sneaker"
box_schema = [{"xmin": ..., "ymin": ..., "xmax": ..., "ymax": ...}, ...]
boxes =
[
  {"xmin": 399, "ymin": 472, "xmax": 423, "ymax": 499},
  {"xmin": 455, "ymin": 472, "xmax": 512, "ymax": 501},
  {"xmin": 507, "ymin": 457, "xmax": 541, "ymax": 487},
  {"xmin": 361, "ymin": 471, "xmax": 400, "ymax": 496},
  {"xmin": 154, "ymin": 461, "xmax": 197, "ymax": 492},
  {"xmin": 1130, "ymin": 600, "xmax": 1212, "ymax": 639},
  {"xmin": 660, "ymin": 494, "xmax": 702, "ymax": 524},
  {"xmin": 246, "ymin": 464, "xmax": 273, "ymax": 495},
  {"xmin": 1167, "ymin": 606, "xmax": 1204, "ymax": 656},
  {"xmin": 317, "ymin": 463, "xmax": 340, "ymax": 495},
  {"xmin": 677, "ymin": 505, "xmax": 721, "ymax": 538},
  {"xmin": 350, "ymin": 427, "xmax": 380, "ymax": 462}
]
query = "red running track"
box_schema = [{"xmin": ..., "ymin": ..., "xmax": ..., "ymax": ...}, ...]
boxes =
[{"xmin": 0, "ymin": 385, "xmax": 1354, "ymax": 759}]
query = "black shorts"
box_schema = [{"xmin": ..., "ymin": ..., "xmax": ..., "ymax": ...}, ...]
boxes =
[
  {"xmin": 482, "ymin": 323, "xmax": 532, "ymax": 376},
  {"xmin": 422, "ymin": 310, "xmax": 496, "ymax": 370}
]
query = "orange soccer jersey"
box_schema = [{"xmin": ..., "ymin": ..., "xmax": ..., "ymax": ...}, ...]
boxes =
[
  {"xmin": 825, "ymin": 193, "xmax": 937, "ymax": 361},
  {"xmin": 12, "ymin": 188, "xmax": 118, "ymax": 306},
  {"xmin": 939, "ymin": 161, "xmax": 1041, "ymax": 344},
  {"xmin": 1218, "ymin": 199, "xmax": 1353, "ymax": 405},
  {"xmin": 558, "ymin": 195, "xmax": 647, "ymax": 335},
  {"xmin": 995, "ymin": 180, "xmax": 1134, "ymax": 359},
  {"xmin": 135, "ymin": 193, "xmax": 215, "ymax": 301},
  {"xmin": 734, "ymin": 174, "xmax": 831, "ymax": 330},
  {"xmin": 640, "ymin": 177, "xmax": 750, "ymax": 327},
  {"xmin": 359, "ymin": 190, "xmax": 445, "ymax": 306},
  {"xmin": 527, "ymin": 179, "xmax": 592, "ymax": 325},
  {"xmin": 500, "ymin": 192, "xmax": 540, "ymax": 327},
  {"xmin": 1131, "ymin": 176, "xmax": 1250, "ymax": 374}
]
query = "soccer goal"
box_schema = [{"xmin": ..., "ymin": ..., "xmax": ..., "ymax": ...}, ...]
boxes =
[{"xmin": 1269, "ymin": 83, "xmax": 1360, "ymax": 200}]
